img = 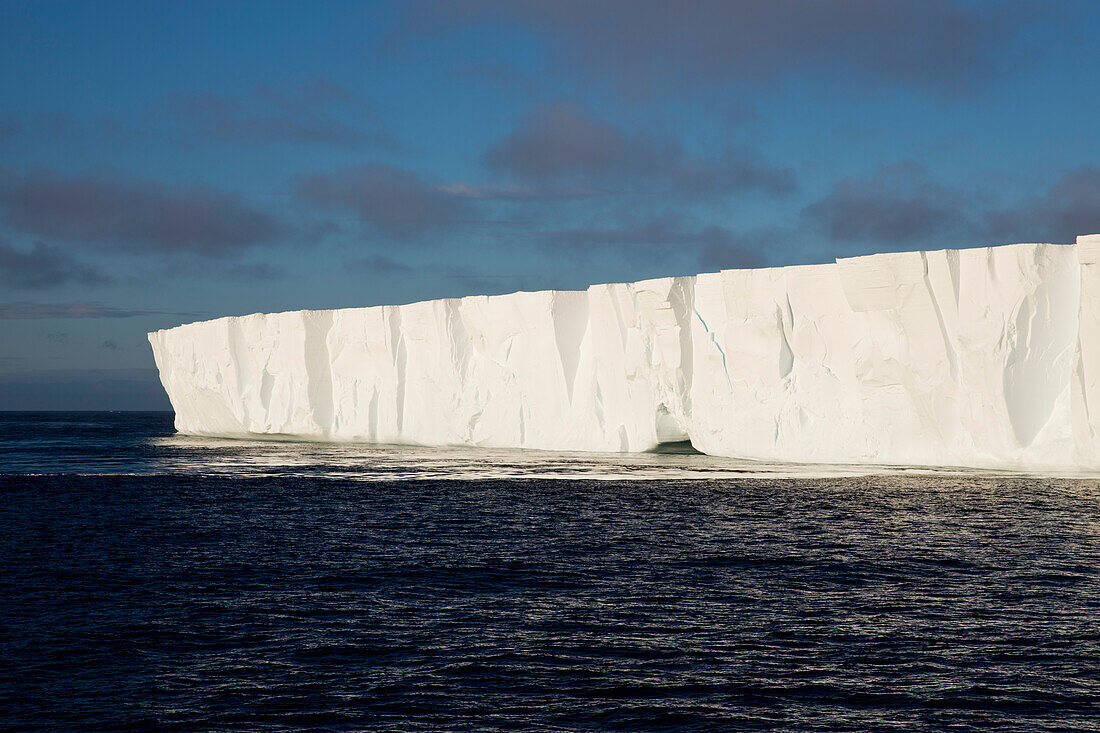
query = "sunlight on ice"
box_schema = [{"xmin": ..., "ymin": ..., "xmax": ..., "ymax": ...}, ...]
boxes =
[{"xmin": 150, "ymin": 235, "xmax": 1100, "ymax": 471}]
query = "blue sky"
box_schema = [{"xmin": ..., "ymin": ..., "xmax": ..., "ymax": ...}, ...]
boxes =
[{"xmin": 1, "ymin": 0, "xmax": 1098, "ymax": 409}]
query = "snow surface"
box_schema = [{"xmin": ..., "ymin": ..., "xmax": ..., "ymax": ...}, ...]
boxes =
[{"xmin": 149, "ymin": 236, "xmax": 1100, "ymax": 469}]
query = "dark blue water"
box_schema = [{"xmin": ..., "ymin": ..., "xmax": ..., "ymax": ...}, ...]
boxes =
[{"xmin": 3, "ymin": 413, "xmax": 1100, "ymax": 731}]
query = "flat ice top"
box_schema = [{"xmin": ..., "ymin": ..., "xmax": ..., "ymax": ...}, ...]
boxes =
[{"xmin": 149, "ymin": 237, "xmax": 1100, "ymax": 470}]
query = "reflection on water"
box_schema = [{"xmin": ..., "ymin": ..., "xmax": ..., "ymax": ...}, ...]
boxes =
[
  {"xmin": 152, "ymin": 436, "xmax": 996, "ymax": 481},
  {"xmin": 0, "ymin": 411, "xmax": 1058, "ymax": 480},
  {"xmin": 5, "ymin": 412, "xmax": 1100, "ymax": 731}
]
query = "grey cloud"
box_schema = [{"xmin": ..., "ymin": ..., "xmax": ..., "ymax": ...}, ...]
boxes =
[
  {"xmin": 803, "ymin": 162, "xmax": 971, "ymax": 245},
  {"xmin": 0, "ymin": 112, "xmax": 140, "ymax": 146},
  {"xmin": 0, "ymin": 301, "xmax": 200, "ymax": 320},
  {"xmin": 170, "ymin": 77, "xmax": 397, "ymax": 149},
  {"xmin": 45, "ymin": 332, "xmax": 67, "ymax": 344},
  {"xmin": 542, "ymin": 216, "xmax": 768, "ymax": 267},
  {"xmin": 294, "ymin": 164, "xmax": 474, "ymax": 238},
  {"xmin": 0, "ymin": 169, "xmax": 285, "ymax": 256},
  {"xmin": 102, "ymin": 340, "xmax": 120, "ymax": 351},
  {"xmin": 698, "ymin": 230, "xmax": 791, "ymax": 270},
  {"xmin": 222, "ymin": 263, "xmax": 286, "ymax": 280},
  {"xmin": 458, "ymin": 61, "xmax": 536, "ymax": 97},
  {"xmin": 409, "ymin": 0, "xmax": 1035, "ymax": 96},
  {"xmin": 350, "ymin": 254, "xmax": 419, "ymax": 275},
  {"xmin": 674, "ymin": 148, "xmax": 795, "ymax": 197},
  {"xmin": 486, "ymin": 102, "xmax": 794, "ymax": 195},
  {"xmin": 439, "ymin": 182, "xmax": 603, "ymax": 201},
  {"xmin": 159, "ymin": 260, "xmax": 287, "ymax": 281},
  {"xmin": 985, "ymin": 167, "xmax": 1100, "ymax": 243},
  {"xmin": 0, "ymin": 240, "xmax": 109, "ymax": 289},
  {"xmin": 486, "ymin": 102, "xmax": 666, "ymax": 179},
  {"xmin": 349, "ymin": 254, "xmax": 478, "ymax": 279},
  {"xmin": 0, "ymin": 118, "xmax": 19, "ymax": 141},
  {"xmin": 348, "ymin": 255, "xmax": 529, "ymax": 295}
]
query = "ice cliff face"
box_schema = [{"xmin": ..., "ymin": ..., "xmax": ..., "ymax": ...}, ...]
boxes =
[{"xmin": 150, "ymin": 235, "xmax": 1100, "ymax": 469}]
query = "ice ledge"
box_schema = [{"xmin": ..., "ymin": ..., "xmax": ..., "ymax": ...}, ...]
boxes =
[{"xmin": 150, "ymin": 237, "xmax": 1100, "ymax": 469}]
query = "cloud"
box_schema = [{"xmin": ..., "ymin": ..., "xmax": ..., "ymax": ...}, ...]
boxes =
[
  {"xmin": 0, "ymin": 301, "xmax": 200, "ymax": 319},
  {"xmin": 541, "ymin": 215, "xmax": 769, "ymax": 268},
  {"xmin": 45, "ymin": 332, "xmax": 67, "ymax": 344},
  {"xmin": 221, "ymin": 263, "xmax": 286, "ymax": 280},
  {"xmin": 0, "ymin": 111, "xmax": 140, "ymax": 147},
  {"xmin": 438, "ymin": 181, "xmax": 601, "ymax": 201},
  {"xmin": 102, "ymin": 340, "xmax": 120, "ymax": 351},
  {"xmin": 0, "ymin": 118, "xmax": 19, "ymax": 141},
  {"xmin": 485, "ymin": 102, "xmax": 794, "ymax": 195},
  {"xmin": 803, "ymin": 162, "xmax": 971, "ymax": 245},
  {"xmin": 0, "ymin": 240, "xmax": 109, "ymax": 289},
  {"xmin": 169, "ymin": 77, "xmax": 397, "ymax": 149},
  {"xmin": 698, "ymin": 229, "xmax": 792, "ymax": 270},
  {"xmin": 294, "ymin": 164, "xmax": 474, "ymax": 238},
  {"xmin": 486, "ymin": 102, "xmax": 663, "ymax": 179},
  {"xmin": 407, "ymin": 0, "xmax": 1034, "ymax": 96},
  {"xmin": 348, "ymin": 254, "xmax": 484, "ymax": 279},
  {"xmin": 158, "ymin": 260, "xmax": 287, "ymax": 281},
  {"xmin": 0, "ymin": 169, "xmax": 285, "ymax": 256},
  {"xmin": 349, "ymin": 254, "xmax": 420, "ymax": 275},
  {"xmin": 985, "ymin": 167, "xmax": 1100, "ymax": 243}
]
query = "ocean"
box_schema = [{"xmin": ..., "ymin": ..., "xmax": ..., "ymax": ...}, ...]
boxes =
[{"xmin": 2, "ymin": 412, "xmax": 1099, "ymax": 731}]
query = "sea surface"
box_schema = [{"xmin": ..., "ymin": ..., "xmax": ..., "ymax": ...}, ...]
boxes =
[{"xmin": 2, "ymin": 411, "xmax": 1100, "ymax": 731}]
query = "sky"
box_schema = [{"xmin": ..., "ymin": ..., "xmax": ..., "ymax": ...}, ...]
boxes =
[{"xmin": 1, "ymin": 0, "xmax": 1099, "ymax": 409}]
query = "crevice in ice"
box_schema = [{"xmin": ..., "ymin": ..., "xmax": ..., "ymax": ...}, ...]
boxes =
[
  {"xmin": 303, "ymin": 310, "xmax": 335, "ymax": 435},
  {"xmin": 694, "ymin": 308, "xmax": 732, "ymax": 389},
  {"xmin": 445, "ymin": 299, "xmax": 472, "ymax": 378},
  {"xmin": 227, "ymin": 319, "xmax": 251, "ymax": 427},
  {"xmin": 466, "ymin": 409, "xmax": 483, "ymax": 441},
  {"xmin": 776, "ymin": 308, "xmax": 794, "ymax": 379},
  {"xmin": 1003, "ymin": 265, "xmax": 1076, "ymax": 448},
  {"xmin": 260, "ymin": 368, "xmax": 274, "ymax": 413},
  {"xmin": 946, "ymin": 249, "xmax": 961, "ymax": 306},
  {"xmin": 388, "ymin": 307, "xmax": 407, "ymax": 433},
  {"xmin": 594, "ymin": 381, "xmax": 606, "ymax": 433},
  {"xmin": 608, "ymin": 287, "xmax": 629, "ymax": 349},
  {"xmin": 552, "ymin": 291, "xmax": 589, "ymax": 402},
  {"xmin": 670, "ymin": 278, "xmax": 694, "ymax": 394},
  {"xmin": 367, "ymin": 389, "xmax": 379, "ymax": 440},
  {"xmin": 921, "ymin": 251, "xmax": 959, "ymax": 381}
]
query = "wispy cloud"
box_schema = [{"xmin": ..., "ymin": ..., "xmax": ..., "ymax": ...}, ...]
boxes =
[
  {"xmin": 803, "ymin": 162, "xmax": 971, "ymax": 246},
  {"xmin": 158, "ymin": 260, "xmax": 288, "ymax": 281},
  {"xmin": 169, "ymin": 76, "xmax": 397, "ymax": 150},
  {"xmin": 539, "ymin": 215, "xmax": 771, "ymax": 269},
  {"xmin": 405, "ymin": 0, "xmax": 1036, "ymax": 97},
  {"xmin": 0, "ymin": 169, "xmax": 287, "ymax": 256},
  {"xmin": 0, "ymin": 301, "xmax": 202, "ymax": 320},
  {"xmin": 294, "ymin": 164, "xmax": 474, "ymax": 238},
  {"xmin": 985, "ymin": 167, "xmax": 1100, "ymax": 243},
  {"xmin": 0, "ymin": 239, "xmax": 109, "ymax": 289},
  {"xmin": 485, "ymin": 102, "xmax": 794, "ymax": 195}
]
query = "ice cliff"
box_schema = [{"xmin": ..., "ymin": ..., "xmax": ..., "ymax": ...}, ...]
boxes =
[{"xmin": 150, "ymin": 235, "xmax": 1100, "ymax": 469}]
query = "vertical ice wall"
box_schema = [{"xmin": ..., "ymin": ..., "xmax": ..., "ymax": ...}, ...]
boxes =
[{"xmin": 149, "ymin": 238, "xmax": 1100, "ymax": 468}]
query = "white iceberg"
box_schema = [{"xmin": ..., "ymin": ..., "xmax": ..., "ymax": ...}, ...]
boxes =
[{"xmin": 149, "ymin": 234, "xmax": 1100, "ymax": 469}]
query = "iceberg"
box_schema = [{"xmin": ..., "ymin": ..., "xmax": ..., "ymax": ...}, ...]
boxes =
[{"xmin": 149, "ymin": 235, "xmax": 1100, "ymax": 469}]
